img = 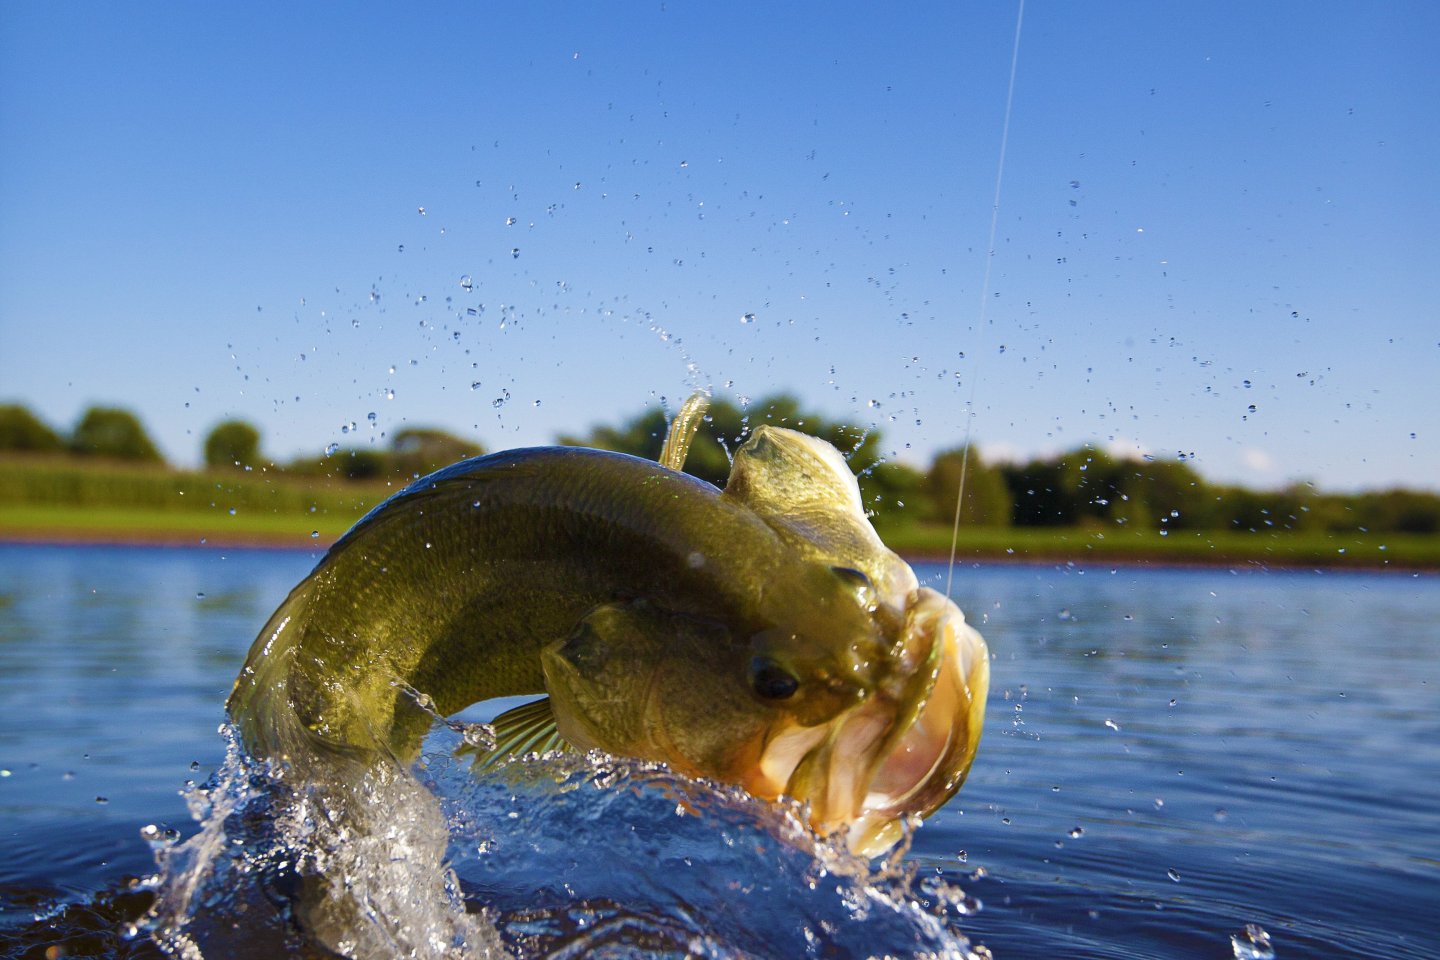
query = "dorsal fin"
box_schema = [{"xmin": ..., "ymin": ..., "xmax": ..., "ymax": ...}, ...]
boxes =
[{"xmin": 658, "ymin": 391, "xmax": 710, "ymax": 472}]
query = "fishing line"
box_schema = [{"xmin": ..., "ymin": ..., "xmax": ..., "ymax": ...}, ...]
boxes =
[{"xmin": 946, "ymin": 0, "xmax": 1025, "ymax": 599}]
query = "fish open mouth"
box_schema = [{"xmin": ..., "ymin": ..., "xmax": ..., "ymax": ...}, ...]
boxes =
[{"xmin": 749, "ymin": 587, "xmax": 989, "ymax": 856}]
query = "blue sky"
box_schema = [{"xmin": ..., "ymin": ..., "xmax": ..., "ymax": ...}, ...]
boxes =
[{"xmin": 2, "ymin": 1, "xmax": 1437, "ymax": 492}]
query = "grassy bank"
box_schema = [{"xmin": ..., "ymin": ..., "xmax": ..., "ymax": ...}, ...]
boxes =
[
  {"xmin": 0, "ymin": 455, "xmax": 388, "ymax": 547},
  {"xmin": 3, "ymin": 455, "xmax": 1437, "ymax": 569},
  {"xmin": 877, "ymin": 522, "xmax": 1440, "ymax": 570}
]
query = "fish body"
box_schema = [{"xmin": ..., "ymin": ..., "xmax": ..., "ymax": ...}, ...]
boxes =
[{"xmin": 230, "ymin": 421, "xmax": 988, "ymax": 854}]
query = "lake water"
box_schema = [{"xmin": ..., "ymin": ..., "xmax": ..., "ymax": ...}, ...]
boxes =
[{"xmin": 1, "ymin": 542, "xmax": 1436, "ymax": 958}]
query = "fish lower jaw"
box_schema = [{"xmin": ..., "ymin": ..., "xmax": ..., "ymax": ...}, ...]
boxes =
[
  {"xmin": 833, "ymin": 612, "xmax": 986, "ymax": 855},
  {"xmin": 748, "ymin": 600, "xmax": 987, "ymax": 857}
]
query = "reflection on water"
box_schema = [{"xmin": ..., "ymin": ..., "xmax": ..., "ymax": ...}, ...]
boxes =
[
  {"xmin": 2, "ymin": 544, "xmax": 1438, "ymax": 958},
  {"xmin": 923, "ymin": 562, "xmax": 1440, "ymax": 960}
]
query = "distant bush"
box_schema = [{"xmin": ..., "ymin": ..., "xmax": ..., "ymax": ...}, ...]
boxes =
[
  {"xmin": 204, "ymin": 420, "xmax": 263, "ymax": 469},
  {"xmin": 0, "ymin": 404, "xmax": 64, "ymax": 453},
  {"xmin": 390, "ymin": 427, "xmax": 485, "ymax": 477},
  {"xmin": 923, "ymin": 446, "xmax": 1011, "ymax": 528},
  {"xmin": 69, "ymin": 406, "xmax": 164, "ymax": 463}
]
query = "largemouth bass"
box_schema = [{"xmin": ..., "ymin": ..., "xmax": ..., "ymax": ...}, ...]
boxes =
[{"xmin": 229, "ymin": 400, "xmax": 989, "ymax": 855}]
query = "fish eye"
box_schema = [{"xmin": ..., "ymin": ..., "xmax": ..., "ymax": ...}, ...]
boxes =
[
  {"xmin": 830, "ymin": 566, "xmax": 872, "ymax": 592},
  {"xmin": 749, "ymin": 657, "xmax": 799, "ymax": 701},
  {"xmin": 830, "ymin": 565, "xmax": 876, "ymax": 607}
]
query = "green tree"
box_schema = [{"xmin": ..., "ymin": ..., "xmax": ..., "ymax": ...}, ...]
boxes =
[
  {"xmin": 204, "ymin": 419, "xmax": 262, "ymax": 469},
  {"xmin": 0, "ymin": 403, "xmax": 64, "ymax": 453},
  {"xmin": 1003, "ymin": 447, "xmax": 1118, "ymax": 527},
  {"xmin": 860, "ymin": 460, "xmax": 930, "ymax": 528},
  {"xmin": 69, "ymin": 406, "xmax": 164, "ymax": 462},
  {"xmin": 1110, "ymin": 456, "xmax": 1211, "ymax": 531},
  {"xmin": 336, "ymin": 448, "xmax": 387, "ymax": 480},
  {"xmin": 391, "ymin": 427, "xmax": 485, "ymax": 478},
  {"xmin": 1210, "ymin": 483, "xmax": 1316, "ymax": 533},
  {"xmin": 1003, "ymin": 446, "xmax": 1213, "ymax": 531},
  {"xmin": 924, "ymin": 446, "xmax": 1012, "ymax": 527}
]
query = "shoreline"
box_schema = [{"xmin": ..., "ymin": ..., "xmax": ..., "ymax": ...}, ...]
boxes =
[
  {"xmin": 0, "ymin": 527, "xmax": 328, "ymax": 552},
  {"xmin": 3, "ymin": 527, "xmax": 1434, "ymax": 575}
]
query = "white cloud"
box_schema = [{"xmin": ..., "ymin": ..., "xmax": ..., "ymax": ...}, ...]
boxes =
[
  {"xmin": 1101, "ymin": 437, "xmax": 1153, "ymax": 463},
  {"xmin": 1241, "ymin": 447, "xmax": 1279, "ymax": 475}
]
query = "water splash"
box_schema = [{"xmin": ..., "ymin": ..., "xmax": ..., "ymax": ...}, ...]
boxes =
[
  {"xmin": 138, "ymin": 722, "xmax": 986, "ymax": 959},
  {"xmin": 1230, "ymin": 924, "xmax": 1275, "ymax": 960}
]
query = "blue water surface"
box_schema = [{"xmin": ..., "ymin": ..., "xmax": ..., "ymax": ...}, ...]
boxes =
[{"xmin": 1, "ymin": 543, "xmax": 1437, "ymax": 958}]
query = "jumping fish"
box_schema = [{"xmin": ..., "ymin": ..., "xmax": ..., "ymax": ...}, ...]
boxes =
[{"xmin": 229, "ymin": 396, "xmax": 988, "ymax": 855}]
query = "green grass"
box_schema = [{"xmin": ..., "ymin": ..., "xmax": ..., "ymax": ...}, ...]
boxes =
[
  {"xmin": 879, "ymin": 522, "xmax": 1440, "ymax": 569},
  {"xmin": 0, "ymin": 455, "xmax": 389, "ymax": 545},
  {"xmin": 0, "ymin": 502, "xmax": 361, "ymax": 544},
  {"xmin": 3, "ymin": 455, "xmax": 1438, "ymax": 568}
]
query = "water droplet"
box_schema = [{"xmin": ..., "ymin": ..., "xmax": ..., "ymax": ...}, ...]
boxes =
[
  {"xmin": 505, "ymin": 216, "xmax": 516, "ymax": 226},
  {"xmin": 492, "ymin": 389, "xmax": 510, "ymax": 408},
  {"xmin": 1068, "ymin": 826, "xmax": 1084, "ymax": 838},
  {"xmin": 195, "ymin": 592, "xmax": 205, "ymax": 600},
  {"xmin": 310, "ymin": 531, "xmax": 320, "ymax": 539},
  {"xmin": 461, "ymin": 723, "xmax": 496, "ymax": 751},
  {"xmin": 227, "ymin": 508, "xmax": 237, "ymax": 516},
  {"xmin": 324, "ymin": 442, "xmax": 340, "ymax": 456},
  {"xmin": 511, "ymin": 248, "xmax": 520, "ymax": 259},
  {"xmin": 1104, "ymin": 719, "xmax": 1120, "ymax": 732},
  {"xmin": 739, "ymin": 313, "xmax": 756, "ymax": 324},
  {"xmin": 96, "ymin": 796, "xmax": 109, "ymax": 804},
  {"xmin": 1166, "ymin": 868, "xmax": 1180, "ymax": 882},
  {"xmin": 459, "ymin": 274, "xmax": 474, "ymax": 291},
  {"xmin": 1230, "ymin": 924, "xmax": 1274, "ymax": 959}
]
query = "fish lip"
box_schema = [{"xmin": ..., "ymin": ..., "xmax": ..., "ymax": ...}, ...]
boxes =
[{"xmin": 756, "ymin": 587, "xmax": 988, "ymax": 854}]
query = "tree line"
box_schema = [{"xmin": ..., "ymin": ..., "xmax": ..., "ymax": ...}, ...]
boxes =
[
  {"xmin": 0, "ymin": 403, "xmax": 483, "ymax": 483},
  {"xmin": 3, "ymin": 399, "xmax": 1437, "ymax": 536}
]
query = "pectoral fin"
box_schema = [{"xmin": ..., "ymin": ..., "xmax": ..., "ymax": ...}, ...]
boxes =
[{"xmin": 461, "ymin": 697, "xmax": 571, "ymax": 773}]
